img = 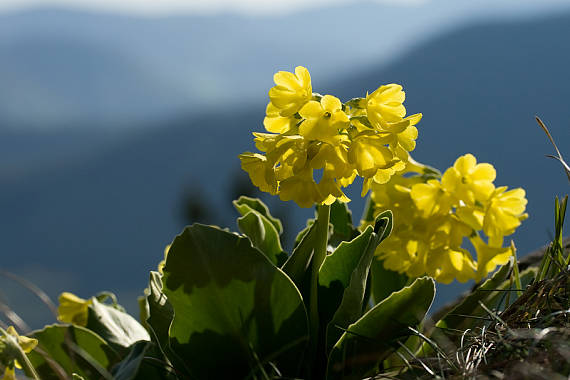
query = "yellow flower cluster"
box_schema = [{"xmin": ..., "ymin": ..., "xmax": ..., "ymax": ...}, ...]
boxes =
[
  {"xmin": 239, "ymin": 66, "xmax": 422, "ymax": 208},
  {"xmin": 370, "ymin": 154, "xmax": 528, "ymax": 283}
]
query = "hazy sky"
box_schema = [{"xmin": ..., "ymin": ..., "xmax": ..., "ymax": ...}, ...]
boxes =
[{"xmin": 0, "ymin": 0, "xmax": 430, "ymax": 15}]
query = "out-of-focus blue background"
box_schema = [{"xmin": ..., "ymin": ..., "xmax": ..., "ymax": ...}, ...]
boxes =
[{"xmin": 0, "ymin": 0, "xmax": 569, "ymax": 329}]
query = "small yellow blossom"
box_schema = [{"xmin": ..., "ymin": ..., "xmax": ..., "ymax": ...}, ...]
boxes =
[
  {"xmin": 57, "ymin": 292, "xmax": 91, "ymax": 326},
  {"xmin": 441, "ymin": 154, "xmax": 496, "ymax": 205},
  {"xmin": 348, "ymin": 134, "xmax": 397, "ymax": 178},
  {"xmin": 3, "ymin": 327, "xmax": 36, "ymax": 356},
  {"xmin": 1, "ymin": 326, "xmax": 38, "ymax": 379},
  {"xmin": 470, "ymin": 235, "xmax": 513, "ymax": 281},
  {"xmin": 426, "ymin": 247, "xmax": 477, "ymax": 284},
  {"xmin": 366, "ymin": 84, "xmax": 406, "ymax": 128},
  {"xmin": 263, "ymin": 102, "xmax": 294, "ymax": 134},
  {"xmin": 278, "ymin": 168, "xmax": 321, "ymax": 208},
  {"xmin": 483, "ymin": 186, "xmax": 528, "ymax": 240},
  {"xmin": 410, "ymin": 179, "xmax": 454, "ymax": 217},
  {"xmin": 298, "ymin": 95, "xmax": 349, "ymax": 146},
  {"xmin": 239, "ymin": 153, "xmax": 278, "ymax": 195},
  {"xmin": 1, "ymin": 366, "xmax": 16, "ymax": 380},
  {"xmin": 268, "ymin": 66, "xmax": 312, "ymax": 117}
]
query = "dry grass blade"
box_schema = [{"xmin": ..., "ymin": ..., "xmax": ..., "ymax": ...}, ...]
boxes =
[
  {"xmin": 0, "ymin": 269, "xmax": 58, "ymax": 316},
  {"xmin": 0, "ymin": 300, "xmax": 30, "ymax": 332},
  {"xmin": 535, "ymin": 116, "xmax": 570, "ymax": 182}
]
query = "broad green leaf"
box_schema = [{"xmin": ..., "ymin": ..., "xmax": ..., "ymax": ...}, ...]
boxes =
[
  {"xmin": 162, "ymin": 224, "xmax": 309, "ymax": 379},
  {"xmin": 233, "ymin": 196, "xmax": 283, "ymax": 234},
  {"xmin": 329, "ymin": 200, "xmax": 358, "ymax": 246},
  {"xmin": 370, "ymin": 258, "xmax": 408, "ymax": 305},
  {"xmin": 293, "ymin": 219, "xmax": 315, "ymax": 249},
  {"xmin": 146, "ymin": 271, "xmax": 174, "ymax": 350},
  {"xmin": 327, "ymin": 277, "xmax": 435, "ymax": 380},
  {"xmin": 282, "ymin": 221, "xmax": 317, "ymax": 301},
  {"xmin": 86, "ymin": 298, "xmax": 150, "ymax": 353},
  {"xmin": 237, "ymin": 210, "xmax": 287, "ymax": 266},
  {"xmin": 27, "ymin": 324, "xmax": 119, "ymax": 380},
  {"xmin": 319, "ymin": 211, "xmax": 393, "ymax": 352}
]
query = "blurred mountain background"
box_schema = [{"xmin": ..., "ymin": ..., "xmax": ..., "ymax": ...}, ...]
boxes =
[{"xmin": 0, "ymin": 0, "xmax": 569, "ymax": 328}]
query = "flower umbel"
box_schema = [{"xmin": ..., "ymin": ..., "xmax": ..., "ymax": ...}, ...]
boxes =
[
  {"xmin": 240, "ymin": 66, "xmax": 422, "ymax": 208},
  {"xmin": 369, "ymin": 153, "xmax": 527, "ymax": 283}
]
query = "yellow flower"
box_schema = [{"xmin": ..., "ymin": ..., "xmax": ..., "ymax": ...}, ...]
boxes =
[
  {"xmin": 263, "ymin": 102, "xmax": 295, "ymax": 134},
  {"xmin": 298, "ymin": 95, "xmax": 349, "ymax": 145},
  {"xmin": 426, "ymin": 247, "xmax": 477, "ymax": 284},
  {"xmin": 470, "ymin": 235, "xmax": 512, "ymax": 280},
  {"xmin": 1, "ymin": 326, "xmax": 38, "ymax": 378},
  {"xmin": 348, "ymin": 134, "xmax": 397, "ymax": 178},
  {"xmin": 278, "ymin": 168, "xmax": 320, "ymax": 208},
  {"xmin": 57, "ymin": 292, "xmax": 91, "ymax": 326},
  {"xmin": 390, "ymin": 113, "xmax": 422, "ymax": 154},
  {"xmin": 317, "ymin": 176, "xmax": 350, "ymax": 205},
  {"xmin": 3, "ymin": 327, "xmax": 36, "ymax": 355},
  {"xmin": 268, "ymin": 66, "xmax": 312, "ymax": 117},
  {"xmin": 310, "ymin": 143, "xmax": 351, "ymax": 178},
  {"xmin": 441, "ymin": 154, "xmax": 496, "ymax": 205},
  {"xmin": 366, "ymin": 84, "xmax": 406, "ymax": 128},
  {"xmin": 455, "ymin": 204, "xmax": 485, "ymax": 231},
  {"xmin": 239, "ymin": 153, "xmax": 278, "ymax": 195},
  {"xmin": 410, "ymin": 179, "xmax": 454, "ymax": 217},
  {"xmin": 1, "ymin": 366, "xmax": 16, "ymax": 380},
  {"xmin": 483, "ymin": 186, "xmax": 528, "ymax": 239}
]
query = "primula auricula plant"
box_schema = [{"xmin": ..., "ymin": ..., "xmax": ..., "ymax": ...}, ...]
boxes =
[
  {"xmin": 14, "ymin": 66, "xmax": 531, "ymax": 380},
  {"xmin": 239, "ymin": 66, "xmax": 422, "ymax": 207}
]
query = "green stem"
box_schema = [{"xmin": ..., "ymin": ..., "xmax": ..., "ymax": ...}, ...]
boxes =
[{"xmin": 308, "ymin": 204, "xmax": 330, "ymax": 371}]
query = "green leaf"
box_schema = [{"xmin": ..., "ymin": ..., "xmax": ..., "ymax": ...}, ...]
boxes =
[
  {"xmin": 27, "ymin": 324, "xmax": 119, "ymax": 380},
  {"xmin": 293, "ymin": 219, "xmax": 315, "ymax": 249},
  {"xmin": 282, "ymin": 221, "xmax": 317, "ymax": 301},
  {"xmin": 319, "ymin": 211, "xmax": 393, "ymax": 352},
  {"xmin": 145, "ymin": 272, "xmax": 174, "ymax": 350},
  {"xmin": 327, "ymin": 277, "xmax": 435, "ymax": 380},
  {"xmin": 344, "ymin": 97, "xmax": 366, "ymax": 109},
  {"xmin": 162, "ymin": 224, "xmax": 309, "ymax": 379},
  {"xmin": 329, "ymin": 200, "xmax": 358, "ymax": 246},
  {"xmin": 111, "ymin": 341, "xmax": 149, "ymax": 380},
  {"xmin": 86, "ymin": 298, "xmax": 150, "ymax": 354},
  {"xmin": 370, "ymin": 258, "xmax": 408, "ymax": 305},
  {"xmin": 237, "ymin": 211, "xmax": 287, "ymax": 266},
  {"xmin": 111, "ymin": 341, "xmax": 176, "ymax": 380},
  {"xmin": 233, "ymin": 196, "xmax": 283, "ymax": 234}
]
